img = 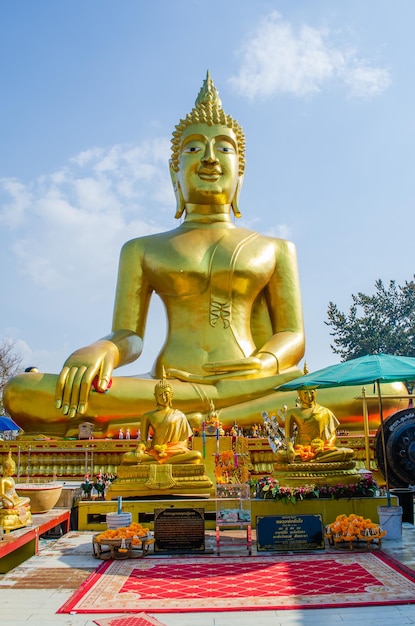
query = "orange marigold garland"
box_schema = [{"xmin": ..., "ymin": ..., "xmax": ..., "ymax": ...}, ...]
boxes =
[
  {"xmin": 294, "ymin": 438, "xmax": 336, "ymax": 461},
  {"xmin": 325, "ymin": 513, "xmax": 386, "ymax": 550},
  {"xmin": 95, "ymin": 522, "xmax": 154, "ymax": 546}
]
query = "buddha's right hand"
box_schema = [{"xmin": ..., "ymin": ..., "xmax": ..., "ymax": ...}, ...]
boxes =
[{"xmin": 55, "ymin": 340, "xmax": 117, "ymax": 418}]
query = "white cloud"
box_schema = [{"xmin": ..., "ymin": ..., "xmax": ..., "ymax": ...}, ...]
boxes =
[
  {"xmin": 230, "ymin": 11, "xmax": 390, "ymax": 99},
  {"xmin": 0, "ymin": 178, "xmax": 33, "ymax": 228},
  {"xmin": 0, "ymin": 138, "xmax": 175, "ymax": 295},
  {"xmin": 265, "ymin": 224, "xmax": 292, "ymax": 240},
  {"xmin": 341, "ymin": 61, "xmax": 391, "ymax": 98}
]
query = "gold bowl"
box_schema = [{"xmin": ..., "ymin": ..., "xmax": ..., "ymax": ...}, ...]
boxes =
[{"xmin": 15, "ymin": 482, "xmax": 63, "ymax": 513}]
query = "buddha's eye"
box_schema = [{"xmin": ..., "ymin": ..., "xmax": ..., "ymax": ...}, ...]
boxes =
[
  {"xmin": 182, "ymin": 143, "xmax": 202, "ymax": 154},
  {"xmin": 217, "ymin": 144, "xmax": 235, "ymax": 154}
]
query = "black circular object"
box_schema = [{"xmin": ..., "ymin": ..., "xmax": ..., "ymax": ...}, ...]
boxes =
[{"xmin": 375, "ymin": 408, "xmax": 415, "ymax": 487}]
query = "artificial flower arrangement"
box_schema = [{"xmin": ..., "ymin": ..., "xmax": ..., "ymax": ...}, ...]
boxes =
[
  {"xmin": 253, "ymin": 476, "xmax": 318, "ymax": 503},
  {"xmin": 325, "ymin": 513, "xmax": 386, "ymax": 549},
  {"xmin": 254, "ymin": 474, "xmax": 378, "ymax": 503},
  {"xmin": 214, "ymin": 449, "xmax": 250, "ymax": 484}
]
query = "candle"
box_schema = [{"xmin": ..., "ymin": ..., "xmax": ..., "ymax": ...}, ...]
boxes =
[
  {"xmin": 117, "ymin": 496, "xmax": 122, "ymax": 515},
  {"xmin": 202, "ymin": 421, "xmax": 206, "ymax": 459}
]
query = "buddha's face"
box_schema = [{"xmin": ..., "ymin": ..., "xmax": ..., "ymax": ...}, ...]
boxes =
[
  {"xmin": 177, "ymin": 123, "xmax": 240, "ymax": 206},
  {"xmin": 298, "ymin": 389, "xmax": 316, "ymax": 407},
  {"xmin": 154, "ymin": 386, "xmax": 173, "ymax": 407}
]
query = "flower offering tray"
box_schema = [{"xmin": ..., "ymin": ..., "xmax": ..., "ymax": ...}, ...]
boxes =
[
  {"xmin": 325, "ymin": 534, "xmax": 383, "ymax": 551},
  {"xmin": 325, "ymin": 513, "xmax": 386, "ymax": 551},
  {"xmin": 93, "ymin": 534, "xmax": 152, "ymax": 560},
  {"xmin": 92, "ymin": 522, "xmax": 154, "ymax": 560}
]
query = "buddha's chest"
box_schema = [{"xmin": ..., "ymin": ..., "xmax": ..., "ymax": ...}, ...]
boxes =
[{"xmin": 143, "ymin": 230, "xmax": 276, "ymax": 297}]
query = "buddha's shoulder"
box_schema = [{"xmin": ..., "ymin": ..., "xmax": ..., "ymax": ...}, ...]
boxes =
[
  {"xmin": 120, "ymin": 227, "xmax": 296, "ymax": 254},
  {"xmin": 120, "ymin": 229, "xmax": 178, "ymax": 254}
]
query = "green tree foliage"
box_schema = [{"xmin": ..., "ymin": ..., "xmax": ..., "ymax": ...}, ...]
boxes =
[
  {"xmin": 0, "ymin": 339, "xmax": 23, "ymax": 414},
  {"xmin": 326, "ymin": 277, "xmax": 415, "ymax": 361}
]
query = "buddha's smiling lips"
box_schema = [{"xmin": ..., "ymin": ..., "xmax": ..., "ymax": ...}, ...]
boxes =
[{"xmin": 198, "ymin": 168, "xmax": 222, "ymax": 181}]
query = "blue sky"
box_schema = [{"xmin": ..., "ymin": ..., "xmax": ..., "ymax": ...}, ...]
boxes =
[{"xmin": 1, "ymin": 0, "xmax": 414, "ymax": 378}]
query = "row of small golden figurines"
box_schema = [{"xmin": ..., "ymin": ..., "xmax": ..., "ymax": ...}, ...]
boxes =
[{"xmin": 1, "ymin": 464, "xmax": 119, "ymax": 478}]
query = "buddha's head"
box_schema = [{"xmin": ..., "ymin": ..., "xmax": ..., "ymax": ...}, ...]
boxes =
[
  {"xmin": 298, "ymin": 389, "xmax": 317, "ymax": 408},
  {"xmin": 3, "ymin": 451, "xmax": 16, "ymax": 477},
  {"xmin": 154, "ymin": 367, "xmax": 173, "ymax": 407},
  {"xmin": 170, "ymin": 72, "xmax": 245, "ymax": 218}
]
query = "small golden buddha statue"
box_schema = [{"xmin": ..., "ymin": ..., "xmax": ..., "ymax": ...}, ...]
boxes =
[
  {"xmin": 106, "ymin": 373, "xmax": 212, "ymax": 499},
  {"xmin": 0, "ymin": 451, "xmax": 32, "ymax": 532},
  {"xmin": 121, "ymin": 370, "xmax": 202, "ymax": 466},
  {"xmin": 271, "ymin": 389, "xmax": 359, "ymax": 487}
]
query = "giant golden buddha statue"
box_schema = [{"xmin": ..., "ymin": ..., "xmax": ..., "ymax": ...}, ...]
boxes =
[{"xmin": 3, "ymin": 73, "xmax": 405, "ymax": 438}]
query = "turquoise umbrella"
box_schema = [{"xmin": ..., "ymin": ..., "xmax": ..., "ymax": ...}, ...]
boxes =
[
  {"xmin": 277, "ymin": 353, "xmax": 415, "ymax": 505},
  {"xmin": 277, "ymin": 353, "xmax": 415, "ymax": 391}
]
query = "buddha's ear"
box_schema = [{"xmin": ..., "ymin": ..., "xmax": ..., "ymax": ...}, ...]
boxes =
[
  {"xmin": 169, "ymin": 161, "xmax": 185, "ymax": 219},
  {"xmin": 231, "ymin": 174, "xmax": 244, "ymax": 218}
]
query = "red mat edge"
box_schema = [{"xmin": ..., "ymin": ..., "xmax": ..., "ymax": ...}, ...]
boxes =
[
  {"xmin": 93, "ymin": 613, "xmax": 167, "ymax": 626},
  {"xmin": 56, "ymin": 552, "xmax": 415, "ymax": 615},
  {"xmin": 57, "ymin": 560, "xmax": 112, "ymax": 614},
  {"xmin": 375, "ymin": 550, "xmax": 415, "ymax": 582}
]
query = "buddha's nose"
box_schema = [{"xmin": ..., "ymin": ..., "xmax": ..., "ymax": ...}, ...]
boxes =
[{"xmin": 202, "ymin": 141, "xmax": 217, "ymax": 163}]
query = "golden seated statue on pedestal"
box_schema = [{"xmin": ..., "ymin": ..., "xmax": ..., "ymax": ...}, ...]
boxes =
[
  {"xmin": 3, "ymin": 72, "xmax": 405, "ymax": 440},
  {"xmin": 271, "ymin": 389, "xmax": 359, "ymax": 487},
  {"xmin": 106, "ymin": 373, "xmax": 212, "ymax": 499},
  {"xmin": 0, "ymin": 451, "xmax": 32, "ymax": 532}
]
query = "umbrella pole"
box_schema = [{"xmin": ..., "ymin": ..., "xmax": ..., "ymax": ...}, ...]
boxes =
[
  {"xmin": 377, "ymin": 381, "xmax": 391, "ymax": 506},
  {"xmin": 362, "ymin": 387, "xmax": 371, "ymax": 470}
]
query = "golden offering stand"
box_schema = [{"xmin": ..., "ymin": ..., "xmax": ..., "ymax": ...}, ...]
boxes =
[{"xmin": 272, "ymin": 460, "xmax": 361, "ymax": 488}]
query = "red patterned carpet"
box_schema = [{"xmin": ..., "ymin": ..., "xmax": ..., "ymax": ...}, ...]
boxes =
[
  {"xmin": 93, "ymin": 615, "xmax": 166, "ymax": 626},
  {"xmin": 58, "ymin": 552, "xmax": 415, "ymax": 614}
]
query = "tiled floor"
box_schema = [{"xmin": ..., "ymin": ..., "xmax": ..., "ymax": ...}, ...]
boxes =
[{"xmin": 1, "ymin": 524, "xmax": 415, "ymax": 625}]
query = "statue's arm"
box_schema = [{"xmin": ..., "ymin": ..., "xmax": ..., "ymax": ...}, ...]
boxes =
[
  {"xmin": 0, "ymin": 479, "xmax": 14, "ymax": 506},
  {"xmin": 256, "ymin": 239, "xmax": 305, "ymax": 373},
  {"xmin": 55, "ymin": 238, "xmax": 150, "ymax": 417},
  {"xmin": 327, "ymin": 411, "xmax": 340, "ymax": 444},
  {"xmin": 139, "ymin": 413, "xmax": 151, "ymax": 445}
]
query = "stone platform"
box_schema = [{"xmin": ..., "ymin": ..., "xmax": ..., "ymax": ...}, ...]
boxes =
[
  {"xmin": 76, "ymin": 495, "xmax": 397, "ymax": 532},
  {"xmin": 106, "ymin": 462, "xmax": 213, "ymax": 499}
]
